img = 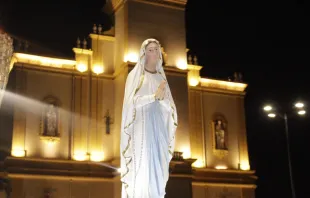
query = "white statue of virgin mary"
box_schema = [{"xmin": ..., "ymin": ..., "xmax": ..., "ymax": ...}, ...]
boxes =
[{"xmin": 120, "ymin": 38, "xmax": 178, "ymax": 198}]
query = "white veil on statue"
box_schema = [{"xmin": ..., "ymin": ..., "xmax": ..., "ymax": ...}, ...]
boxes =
[{"xmin": 120, "ymin": 38, "xmax": 178, "ymax": 196}]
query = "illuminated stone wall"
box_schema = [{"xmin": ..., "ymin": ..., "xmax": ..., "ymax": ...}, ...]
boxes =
[
  {"xmin": 189, "ymin": 78, "xmax": 250, "ymax": 170},
  {"xmin": 127, "ymin": 0, "xmax": 187, "ymax": 67},
  {"xmin": 165, "ymin": 70, "xmax": 190, "ymax": 158},
  {"xmin": 10, "ymin": 177, "xmax": 118, "ymax": 198},
  {"xmin": 10, "ymin": 67, "xmax": 115, "ymax": 162},
  {"xmin": 192, "ymin": 184, "xmax": 255, "ymax": 198}
]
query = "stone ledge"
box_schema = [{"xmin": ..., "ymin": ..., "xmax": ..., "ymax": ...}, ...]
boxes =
[
  {"xmin": 3, "ymin": 157, "xmax": 118, "ymax": 178},
  {"xmin": 132, "ymin": 0, "xmax": 186, "ymax": 10},
  {"xmin": 192, "ymin": 168, "xmax": 257, "ymax": 185}
]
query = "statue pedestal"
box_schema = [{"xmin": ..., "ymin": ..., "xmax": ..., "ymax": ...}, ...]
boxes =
[
  {"xmin": 166, "ymin": 176, "xmax": 192, "ymax": 198},
  {"xmin": 166, "ymin": 158, "xmax": 196, "ymax": 198}
]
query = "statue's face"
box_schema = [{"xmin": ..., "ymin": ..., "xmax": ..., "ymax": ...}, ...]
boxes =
[{"xmin": 145, "ymin": 42, "xmax": 159, "ymax": 66}]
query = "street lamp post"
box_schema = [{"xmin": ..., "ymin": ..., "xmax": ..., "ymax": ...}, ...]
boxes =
[
  {"xmin": 283, "ymin": 113, "xmax": 296, "ymax": 198},
  {"xmin": 263, "ymin": 102, "xmax": 306, "ymax": 198}
]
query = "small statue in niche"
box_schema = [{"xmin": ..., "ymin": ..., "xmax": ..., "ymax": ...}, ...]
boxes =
[
  {"xmin": 44, "ymin": 104, "xmax": 58, "ymax": 136},
  {"xmin": 214, "ymin": 119, "xmax": 227, "ymax": 150},
  {"xmin": 104, "ymin": 109, "xmax": 113, "ymax": 134}
]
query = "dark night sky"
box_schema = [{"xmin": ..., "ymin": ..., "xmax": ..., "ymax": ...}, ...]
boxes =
[{"xmin": 2, "ymin": 0, "xmax": 310, "ymax": 197}]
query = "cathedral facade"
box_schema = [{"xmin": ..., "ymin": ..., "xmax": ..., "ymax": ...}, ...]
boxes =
[{"xmin": 0, "ymin": 0, "xmax": 256, "ymax": 197}]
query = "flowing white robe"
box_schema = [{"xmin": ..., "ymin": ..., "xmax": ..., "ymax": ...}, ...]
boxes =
[
  {"xmin": 120, "ymin": 38, "xmax": 178, "ymax": 198},
  {"xmin": 121, "ymin": 69, "xmax": 176, "ymax": 198}
]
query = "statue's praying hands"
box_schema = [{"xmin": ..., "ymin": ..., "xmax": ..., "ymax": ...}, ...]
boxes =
[{"xmin": 155, "ymin": 80, "xmax": 167, "ymax": 100}]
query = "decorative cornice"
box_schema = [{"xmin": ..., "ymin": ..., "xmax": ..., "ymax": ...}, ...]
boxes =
[
  {"xmin": 192, "ymin": 182, "xmax": 257, "ymax": 189},
  {"xmin": 12, "ymin": 53, "xmax": 114, "ymax": 79},
  {"xmin": 4, "ymin": 157, "xmax": 118, "ymax": 178},
  {"xmin": 200, "ymin": 78, "xmax": 247, "ymax": 92},
  {"xmin": 110, "ymin": 0, "xmax": 125, "ymax": 12},
  {"xmin": 193, "ymin": 167, "xmax": 256, "ymax": 174},
  {"xmin": 168, "ymin": 166, "xmax": 257, "ymax": 187},
  {"xmin": 72, "ymin": 48, "xmax": 93, "ymax": 55},
  {"xmin": 14, "ymin": 53, "xmax": 76, "ymax": 69},
  {"xmin": 111, "ymin": 0, "xmax": 187, "ymax": 12},
  {"xmin": 89, "ymin": 34, "xmax": 116, "ymax": 42},
  {"xmin": 131, "ymin": 0, "xmax": 186, "ymax": 10},
  {"xmin": 14, "ymin": 63, "xmax": 114, "ymax": 80},
  {"xmin": 190, "ymin": 86, "xmax": 246, "ymax": 97},
  {"xmin": 192, "ymin": 168, "xmax": 257, "ymax": 186}
]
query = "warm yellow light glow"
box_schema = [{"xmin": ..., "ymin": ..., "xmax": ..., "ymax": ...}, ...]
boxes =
[
  {"xmin": 263, "ymin": 105, "xmax": 272, "ymax": 111},
  {"xmin": 76, "ymin": 63, "xmax": 87, "ymax": 72},
  {"xmin": 42, "ymin": 140, "xmax": 58, "ymax": 158},
  {"xmin": 117, "ymin": 168, "xmax": 122, "ymax": 173},
  {"xmin": 45, "ymin": 140, "xmax": 57, "ymax": 146},
  {"xmin": 240, "ymin": 161, "xmax": 250, "ymax": 170},
  {"xmin": 124, "ymin": 52, "xmax": 139, "ymax": 63},
  {"xmin": 176, "ymin": 59, "xmax": 187, "ymax": 70},
  {"xmin": 268, "ymin": 113, "xmax": 276, "ymax": 118},
  {"xmin": 14, "ymin": 53, "xmax": 76, "ymax": 68},
  {"xmin": 180, "ymin": 146, "xmax": 191, "ymax": 159},
  {"xmin": 92, "ymin": 64, "xmax": 104, "ymax": 74},
  {"xmin": 200, "ymin": 78, "xmax": 247, "ymax": 92},
  {"xmin": 89, "ymin": 34, "xmax": 116, "ymax": 42},
  {"xmin": 9, "ymin": 56, "xmax": 17, "ymax": 72},
  {"xmin": 90, "ymin": 151, "xmax": 104, "ymax": 162},
  {"xmin": 187, "ymin": 64, "xmax": 202, "ymax": 87},
  {"xmin": 11, "ymin": 139, "xmax": 26, "ymax": 157},
  {"xmin": 298, "ymin": 110, "xmax": 306, "ymax": 115},
  {"xmin": 295, "ymin": 102, "xmax": 304, "ymax": 108},
  {"xmin": 215, "ymin": 165, "xmax": 227, "ymax": 170},
  {"xmin": 11, "ymin": 149, "xmax": 26, "ymax": 157},
  {"xmin": 192, "ymin": 159, "xmax": 204, "ymax": 168},
  {"xmin": 73, "ymin": 48, "xmax": 92, "ymax": 73},
  {"xmin": 189, "ymin": 77, "xmax": 200, "ymax": 86},
  {"xmin": 73, "ymin": 48, "xmax": 93, "ymax": 55},
  {"xmin": 40, "ymin": 136, "xmax": 60, "ymax": 144},
  {"xmin": 73, "ymin": 151, "xmax": 88, "ymax": 161}
]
